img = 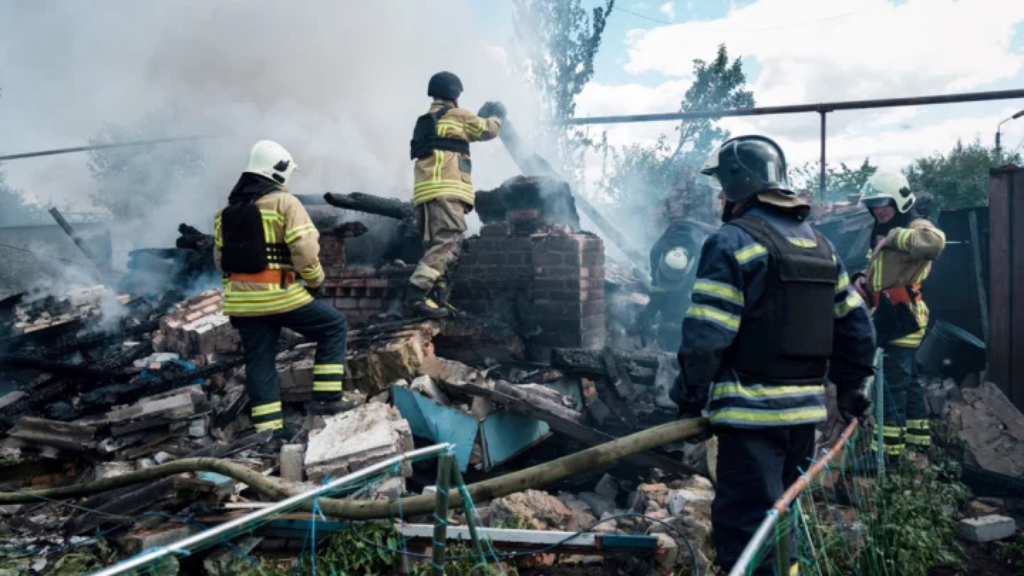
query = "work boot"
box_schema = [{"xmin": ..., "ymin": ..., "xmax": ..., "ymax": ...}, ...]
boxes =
[
  {"xmin": 309, "ymin": 396, "xmax": 356, "ymax": 416},
  {"xmin": 430, "ymin": 280, "xmax": 465, "ymax": 320},
  {"xmin": 405, "ymin": 284, "xmax": 449, "ymax": 319}
]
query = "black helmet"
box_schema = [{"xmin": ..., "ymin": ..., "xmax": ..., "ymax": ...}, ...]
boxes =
[
  {"xmin": 701, "ymin": 135, "xmax": 794, "ymax": 203},
  {"xmin": 427, "ymin": 71, "xmax": 463, "ymax": 101}
]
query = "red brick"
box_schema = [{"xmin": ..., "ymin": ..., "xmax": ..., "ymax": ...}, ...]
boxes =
[{"xmin": 481, "ymin": 223, "xmax": 510, "ymax": 237}]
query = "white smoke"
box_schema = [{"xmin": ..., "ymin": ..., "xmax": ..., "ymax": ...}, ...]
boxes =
[{"xmin": 0, "ymin": 1, "xmax": 541, "ymax": 250}]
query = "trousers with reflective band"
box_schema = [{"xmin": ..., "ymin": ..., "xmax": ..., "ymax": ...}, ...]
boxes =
[
  {"xmin": 232, "ymin": 299, "xmax": 350, "ymax": 415},
  {"xmin": 708, "ymin": 380, "xmax": 828, "ymax": 428}
]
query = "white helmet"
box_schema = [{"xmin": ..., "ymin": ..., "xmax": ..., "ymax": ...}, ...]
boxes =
[
  {"xmin": 664, "ymin": 247, "xmax": 691, "ymax": 272},
  {"xmin": 244, "ymin": 140, "xmax": 298, "ymax": 185},
  {"xmin": 860, "ymin": 171, "xmax": 915, "ymax": 214}
]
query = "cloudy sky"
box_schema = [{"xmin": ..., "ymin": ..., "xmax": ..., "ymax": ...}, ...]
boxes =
[
  {"xmin": 2, "ymin": 0, "xmax": 1023, "ymax": 224},
  {"xmin": 476, "ymin": 0, "xmax": 1024, "ymax": 173}
]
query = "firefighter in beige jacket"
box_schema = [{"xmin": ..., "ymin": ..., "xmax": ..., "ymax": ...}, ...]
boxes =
[
  {"xmin": 215, "ymin": 141, "xmax": 352, "ymax": 439},
  {"xmin": 407, "ymin": 71, "xmax": 503, "ymax": 318},
  {"xmin": 852, "ymin": 171, "xmax": 946, "ymax": 456}
]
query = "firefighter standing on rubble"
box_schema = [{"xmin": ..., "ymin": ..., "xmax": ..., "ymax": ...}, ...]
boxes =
[
  {"xmin": 674, "ymin": 136, "xmax": 876, "ymax": 575},
  {"xmin": 852, "ymin": 171, "xmax": 946, "ymax": 457},
  {"xmin": 406, "ymin": 71, "xmax": 504, "ymax": 318},
  {"xmin": 214, "ymin": 140, "xmax": 352, "ymax": 440}
]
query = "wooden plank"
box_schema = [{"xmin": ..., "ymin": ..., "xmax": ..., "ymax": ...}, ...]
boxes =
[
  {"xmin": 1012, "ymin": 169, "xmax": 1024, "ymax": 410},
  {"xmin": 989, "ymin": 169, "xmax": 1013, "ymax": 393}
]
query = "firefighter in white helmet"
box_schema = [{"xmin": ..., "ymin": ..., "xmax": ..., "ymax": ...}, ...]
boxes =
[
  {"xmin": 852, "ymin": 171, "xmax": 946, "ymax": 458},
  {"xmin": 214, "ymin": 141, "xmax": 353, "ymax": 442}
]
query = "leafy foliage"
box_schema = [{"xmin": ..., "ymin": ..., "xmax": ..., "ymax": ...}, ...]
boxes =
[
  {"xmin": 996, "ymin": 535, "xmax": 1024, "ymax": 576},
  {"xmin": 903, "ymin": 138, "xmax": 1022, "ymax": 210},
  {"xmin": 600, "ymin": 45, "xmax": 752, "ymax": 219},
  {"xmin": 0, "ymin": 167, "xmax": 45, "ymax": 227},
  {"xmin": 511, "ymin": 0, "xmax": 614, "ymax": 177},
  {"xmin": 790, "ymin": 158, "xmax": 878, "ymax": 201},
  {"xmin": 861, "ymin": 457, "xmax": 969, "ymax": 576}
]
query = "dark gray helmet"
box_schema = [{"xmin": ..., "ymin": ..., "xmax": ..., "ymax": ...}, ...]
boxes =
[
  {"xmin": 427, "ymin": 72, "xmax": 463, "ymax": 101},
  {"xmin": 701, "ymin": 135, "xmax": 794, "ymax": 203}
]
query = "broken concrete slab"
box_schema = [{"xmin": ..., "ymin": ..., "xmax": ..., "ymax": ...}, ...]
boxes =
[
  {"xmin": 304, "ymin": 403, "xmax": 413, "ymax": 481},
  {"xmin": 102, "ymin": 386, "xmax": 210, "ymax": 426},
  {"xmin": 280, "ymin": 444, "xmax": 304, "ymax": 483},
  {"xmin": 347, "ymin": 325, "xmax": 436, "ymax": 395},
  {"xmin": 958, "ymin": 515, "xmax": 1017, "ymax": 543},
  {"xmin": 491, "ymin": 490, "xmax": 573, "ymax": 531},
  {"xmin": 941, "ymin": 382, "xmax": 1024, "ymax": 477},
  {"xmin": 6, "ymin": 417, "xmax": 97, "ymax": 453}
]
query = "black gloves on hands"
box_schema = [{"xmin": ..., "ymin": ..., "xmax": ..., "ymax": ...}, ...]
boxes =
[
  {"xmin": 477, "ymin": 101, "xmax": 507, "ymax": 120},
  {"xmin": 837, "ymin": 389, "xmax": 872, "ymax": 424},
  {"xmin": 306, "ymin": 285, "xmax": 324, "ymax": 299}
]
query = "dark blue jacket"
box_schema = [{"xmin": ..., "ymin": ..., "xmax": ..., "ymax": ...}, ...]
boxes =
[{"xmin": 673, "ymin": 202, "xmax": 876, "ymax": 428}]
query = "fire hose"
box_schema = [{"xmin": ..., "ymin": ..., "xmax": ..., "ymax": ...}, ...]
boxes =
[{"xmin": 0, "ymin": 417, "xmax": 708, "ymax": 519}]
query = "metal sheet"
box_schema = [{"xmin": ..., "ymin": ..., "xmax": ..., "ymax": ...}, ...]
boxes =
[
  {"xmin": 479, "ymin": 409, "xmax": 549, "ymax": 471},
  {"xmin": 391, "ymin": 385, "xmax": 478, "ymax": 471}
]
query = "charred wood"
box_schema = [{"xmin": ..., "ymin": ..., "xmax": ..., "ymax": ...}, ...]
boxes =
[
  {"xmin": 550, "ymin": 348, "xmax": 663, "ymax": 384},
  {"xmin": 323, "ymin": 192, "xmax": 415, "ymax": 223}
]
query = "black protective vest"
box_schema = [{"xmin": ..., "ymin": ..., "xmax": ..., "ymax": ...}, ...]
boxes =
[
  {"xmin": 219, "ymin": 202, "xmax": 292, "ymax": 274},
  {"xmin": 410, "ymin": 105, "xmax": 471, "ymax": 160},
  {"xmin": 726, "ymin": 215, "xmax": 837, "ymax": 384}
]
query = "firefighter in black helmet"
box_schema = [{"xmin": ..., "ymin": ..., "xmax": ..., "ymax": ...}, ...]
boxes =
[
  {"xmin": 407, "ymin": 71, "xmax": 504, "ymax": 318},
  {"xmin": 673, "ymin": 135, "xmax": 876, "ymax": 574}
]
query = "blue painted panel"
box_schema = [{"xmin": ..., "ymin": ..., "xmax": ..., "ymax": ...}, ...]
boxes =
[
  {"xmin": 542, "ymin": 378, "xmax": 585, "ymax": 411},
  {"xmin": 391, "ymin": 385, "xmax": 479, "ymax": 471},
  {"xmin": 479, "ymin": 410, "xmax": 549, "ymax": 470}
]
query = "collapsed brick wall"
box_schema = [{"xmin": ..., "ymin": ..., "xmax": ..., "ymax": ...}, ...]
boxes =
[
  {"xmin": 452, "ymin": 218, "xmax": 606, "ymax": 357},
  {"xmin": 320, "ymin": 267, "xmax": 407, "ymax": 324},
  {"xmin": 153, "ymin": 289, "xmax": 240, "ymax": 365}
]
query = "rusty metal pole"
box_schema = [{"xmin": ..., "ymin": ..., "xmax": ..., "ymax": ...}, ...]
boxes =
[
  {"xmin": 819, "ymin": 111, "xmax": 828, "ymax": 199},
  {"xmin": 48, "ymin": 207, "xmax": 104, "ymax": 270}
]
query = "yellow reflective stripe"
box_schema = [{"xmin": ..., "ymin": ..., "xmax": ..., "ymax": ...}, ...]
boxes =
[
  {"xmin": 890, "ymin": 329, "xmax": 925, "ymax": 347},
  {"xmin": 693, "ymin": 279, "xmax": 744, "ymax": 306},
  {"xmin": 835, "ymin": 272, "xmax": 849, "ymax": 293},
  {"xmin": 464, "ymin": 119, "xmax": 486, "ymax": 137},
  {"xmin": 224, "ymin": 284, "xmax": 308, "ymax": 299},
  {"xmin": 907, "ymin": 419, "xmax": 929, "ymax": 428},
  {"xmin": 898, "ymin": 228, "xmax": 913, "ymax": 250},
  {"xmin": 913, "ymin": 262, "xmax": 932, "ymax": 284},
  {"xmin": 711, "ymin": 383, "xmax": 825, "ymax": 400},
  {"xmin": 790, "ymin": 563, "xmax": 800, "ymax": 576},
  {"xmin": 413, "ymin": 188, "xmax": 475, "ymax": 206},
  {"xmin": 871, "ymin": 252, "xmax": 884, "ymax": 292},
  {"xmin": 314, "ymin": 365, "xmax": 345, "ymax": 374},
  {"xmin": 686, "ymin": 304, "xmax": 740, "ymax": 331},
  {"xmin": 787, "ymin": 237, "xmax": 817, "ymax": 248},
  {"xmin": 834, "ymin": 291, "xmax": 864, "ymax": 318},
  {"xmin": 906, "ymin": 435, "xmax": 931, "ymax": 445},
  {"xmin": 433, "ymin": 151, "xmax": 443, "ymax": 180},
  {"xmin": 413, "ymin": 180, "xmax": 474, "ymax": 192},
  {"xmin": 312, "ymin": 382, "xmax": 343, "ymax": 392},
  {"xmin": 710, "ymin": 406, "xmax": 827, "ymax": 424},
  {"xmin": 413, "ymin": 262, "xmax": 442, "ymax": 281},
  {"xmin": 734, "ymin": 243, "xmax": 768, "ymax": 264},
  {"xmin": 259, "ymin": 209, "xmax": 286, "ymax": 224},
  {"xmin": 254, "ymin": 419, "xmax": 284, "ymax": 432},
  {"xmin": 251, "ymin": 402, "xmax": 283, "ymax": 417},
  {"xmin": 223, "ymin": 291, "xmax": 312, "ymax": 314},
  {"xmin": 285, "ymin": 223, "xmax": 317, "ymax": 243},
  {"xmin": 300, "ymin": 263, "xmax": 323, "ymax": 281}
]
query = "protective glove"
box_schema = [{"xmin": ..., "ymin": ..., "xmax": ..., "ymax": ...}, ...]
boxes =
[
  {"xmin": 477, "ymin": 102, "xmax": 495, "ymax": 118},
  {"xmin": 490, "ymin": 101, "xmax": 508, "ymax": 120},
  {"xmin": 837, "ymin": 389, "xmax": 872, "ymax": 424},
  {"xmin": 306, "ymin": 284, "xmax": 324, "ymax": 299}
]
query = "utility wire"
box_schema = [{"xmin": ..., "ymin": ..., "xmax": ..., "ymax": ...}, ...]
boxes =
[{"xmin": 613, "ymin": 3, "xmax": 885, "ymax": 32}]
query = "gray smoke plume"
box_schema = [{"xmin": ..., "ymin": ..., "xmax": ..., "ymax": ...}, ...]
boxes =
[{"xmin": 0, "ymin": 1, "xmax": 539, "ymax": 255}]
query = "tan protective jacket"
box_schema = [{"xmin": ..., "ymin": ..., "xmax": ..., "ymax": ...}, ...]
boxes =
[
  {"xmin": 412, "ymin": 102, "xmax": 501, "ymax": 207},
  {"xmin": 861, "ymin": 217, "xmax": 946, "ymax": 347},
  {"xmin": 214, "ymin": 190, "xmax": 325, "ymax": 316}
]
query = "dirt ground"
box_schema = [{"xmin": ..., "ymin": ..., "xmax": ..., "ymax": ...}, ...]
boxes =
[{"xmin": 929, "ymin": 538, "xmax": 1022, "ymax": 576}]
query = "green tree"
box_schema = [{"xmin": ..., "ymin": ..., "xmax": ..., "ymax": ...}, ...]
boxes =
[
  {"xmin": 601, "ymin": 44, "xmax": 753, "ymax": 217},
  {"xmin": 87, "ymin": 109, "xmax": 206, "ymax": 219},
  {"xmin": 0, "ymin": 166, "xmax": 45, "ymax": 226},
  {"xmin": 790, "ymin": 158, "xmax": 878, "ymax": 201},
  {"xmin": 671, "ymin": 44, "xmax": 755, "ymax": 166},
  {"xmin": 904, "ymin": 138, "xmax": 1021, "ymax": 210},
  {"xmin": 511, "ymin": 0, "xmax": 615, "ymax": 176}
]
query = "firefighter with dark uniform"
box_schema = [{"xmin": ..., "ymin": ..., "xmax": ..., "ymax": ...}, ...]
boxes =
[
  {"xmin": 406, "ymin": 71, "xmax": 504, "ymax": 318},
  {"xmin": 673, "ymin": 136, "xmax": 877, "ymax": 575},
  {"xmin": 215, "ymin": 140, "xmax": 352, "ymax": 440},
  {"xmin": 852, "ymin": 171, "xmax": 945, "ymax": 457},
  {"xmin": 638, "ymin": 166, "xmax": 716, "ymax": 351}
]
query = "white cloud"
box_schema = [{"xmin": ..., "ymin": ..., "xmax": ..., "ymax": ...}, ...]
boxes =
[
  {"xmin": 625, "ymin": 0, "xmax": 1024, "ymax": 106},
  {"xmin": 659, "ymin": 2, "xmax": 676, "ymax": 22}
]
